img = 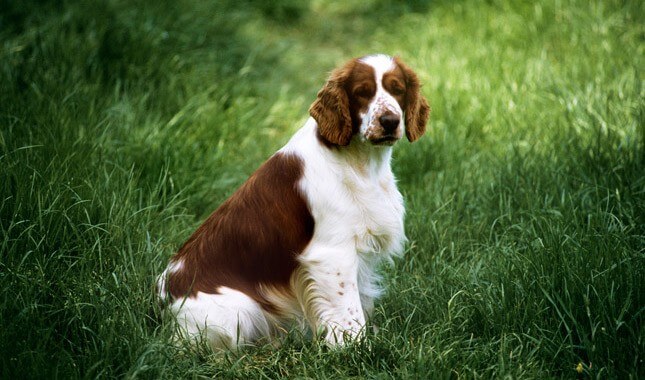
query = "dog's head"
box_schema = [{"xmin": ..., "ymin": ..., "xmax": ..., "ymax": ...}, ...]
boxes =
[{"xmin": 310, "ymin": 54, "xmax": 430, "ymax": 147}]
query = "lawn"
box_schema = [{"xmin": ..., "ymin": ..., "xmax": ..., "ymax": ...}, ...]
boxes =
[{"xmin": 1, "ymin": 0, "xmax": 643, "ymax": 378}]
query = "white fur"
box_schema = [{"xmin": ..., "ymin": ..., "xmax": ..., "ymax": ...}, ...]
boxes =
[
  {"xmin": 171, "ymin": 288, "xmax": 271, "ymax": 349},
  {"xmin": 280, "ymin": 118, "xmax": 405, "ymax": 344},
  {"xmin": 156, "ymin": 259, "xmax": 182, "ymax": 303},
  {"xmin": 162, "ymin": 55, "xmax": 407, "ymax": 349}
]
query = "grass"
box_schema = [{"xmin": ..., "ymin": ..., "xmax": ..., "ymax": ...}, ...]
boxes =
[{"xmin": 0, "ymin": 0, "xmax": 643, "ymax": 378}]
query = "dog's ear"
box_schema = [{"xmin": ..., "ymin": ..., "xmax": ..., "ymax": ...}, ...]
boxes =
[
  {"xmin": 395, "ymin": 58, "xmax": 430, "ymax": 143},
  {"xmin": 309, "ymin": 60, "xmax": 355, "ymax": 146}
]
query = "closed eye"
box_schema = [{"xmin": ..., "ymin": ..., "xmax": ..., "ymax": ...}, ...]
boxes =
[
  {"xmin": 384, "ymin": 77, "xmax": 406, "ymax": 97},
  {"xmin": 389, "ymin": 86, "xmax": 405, "ymax": 96},
  {"xmin": 353, "ymin": 85, "xmax": 375, "ymax": 99}
]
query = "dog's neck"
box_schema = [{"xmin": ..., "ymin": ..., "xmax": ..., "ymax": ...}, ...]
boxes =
[
  {"xmin": 331, "ymin": 136, "xmax": 394, "ymax": 179},
  {"xmin": 282, "ymin": 118, "xmax": 395, "ymax": 181}
]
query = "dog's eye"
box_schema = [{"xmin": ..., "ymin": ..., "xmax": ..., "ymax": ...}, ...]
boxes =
[
  {"xmin": 389, "ymin": 85, "xmax": 405, "ymax": 96},
  {"xmin": 353, "ymin": 86, "xmax": 374, "ymax": 99}
]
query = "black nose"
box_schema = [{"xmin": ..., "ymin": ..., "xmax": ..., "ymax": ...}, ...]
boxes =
[{"xmin": 379, "ymin": 114, "xmax": 400, "ymax": 133}]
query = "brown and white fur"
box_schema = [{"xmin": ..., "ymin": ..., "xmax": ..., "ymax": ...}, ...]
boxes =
[{"xmin": 157, "ymin": 54, "xmax": 430, "ymax": 349}]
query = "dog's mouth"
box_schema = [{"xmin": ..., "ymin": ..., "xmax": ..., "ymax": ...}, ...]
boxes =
[{"xmin": 371, "ymin": 135, "xmax": 399, "ymax": 145}]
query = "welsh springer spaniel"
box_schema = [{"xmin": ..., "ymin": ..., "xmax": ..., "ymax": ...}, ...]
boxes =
[{"xmin": 157, "ymin": 54, "xmax": 430, "ymax": 349}]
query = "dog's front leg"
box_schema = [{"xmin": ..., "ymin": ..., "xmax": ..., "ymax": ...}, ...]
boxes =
[{"xmin": 296, "ymin": 245, "xmax": 366, "ymax": 346}]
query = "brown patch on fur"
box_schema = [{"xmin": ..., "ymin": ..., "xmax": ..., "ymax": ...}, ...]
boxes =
[
  {"xmin": 382, "ymin": 65, "xmax": 407, "ymax": 108},
  {"xmin": 310, "ymin": 60, "xmax": 376, "ymax": 147},
  {"xmin": 310, "ymin": 60, "xmax": 355, "ymax": 146},
  {"xmin": 346, "ymin": 62, "xmax": 376, "ymax": 131},
  {"xmin": 393, "ymin": 57, "xmax": 431, "ymax": 142},
  {"xmin": 166, "ymin": 153, "xmax": 314, "ymax": 312}
]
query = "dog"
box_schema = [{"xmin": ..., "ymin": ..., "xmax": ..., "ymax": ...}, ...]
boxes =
[{"xmin": 157, "ymin": 54, "xmax": 430, "ymax": 349}]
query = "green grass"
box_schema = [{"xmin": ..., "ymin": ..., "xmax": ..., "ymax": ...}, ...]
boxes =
[{"xmin": 1, "ymin": 0, "xmax": 643, "ymax": 378}]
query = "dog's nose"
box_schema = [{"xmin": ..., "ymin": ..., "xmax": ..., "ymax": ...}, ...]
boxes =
[{"xmin": 379, "ymin": 114, "xmax": 400, "ymax": 133}]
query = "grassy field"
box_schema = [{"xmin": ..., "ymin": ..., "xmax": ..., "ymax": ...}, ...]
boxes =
[{"xmin": 1, "ymin": 0, "xmax": 643, "ymax": 378}]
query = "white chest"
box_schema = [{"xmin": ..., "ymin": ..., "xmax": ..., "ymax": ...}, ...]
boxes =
[
  {"xmin": 301, "ymin": 164, "xmax": 406, "ymax": 257},
  {"xmin": 344, "ymin": 174, "xmax": 405, "ymax": 255}
]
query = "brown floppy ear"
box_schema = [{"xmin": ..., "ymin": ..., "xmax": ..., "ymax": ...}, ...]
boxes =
[
  {"xmin": 395, "ymin": 57, "xmax": 430, "ymax": 142},
  {"xmin": 309, "ymin": 60, "xmax": 355, "ymax": 146}
]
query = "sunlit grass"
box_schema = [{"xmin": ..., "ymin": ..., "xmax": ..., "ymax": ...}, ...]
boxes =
[{"xmin": 1, "ymin": 0, "xmax": 642, "ymax": 378}]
